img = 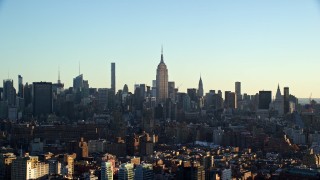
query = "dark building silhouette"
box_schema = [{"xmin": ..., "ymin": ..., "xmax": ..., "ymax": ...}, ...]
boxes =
[
  {"xmin": 3, "ymin": 79, "xmax": 16, "ymax": 107},
  {"xmin": 258, "ymin": 91, "xmax": 272, "ymax": 110},
  {"xmin": 0, "ymin": 88, "xmax": 3, "ymax": 101},
  {"xmin": 111, "ymin": 62, "xmax": 116, "ymax": 94},
  {"xmin": 33, "ymin": 82, "xmax": 53, "ymax": 116},
  {"xmin": 73, "ymin": 74, "xmax": 83, "ymax": 91},
  {"xmin": 284, "ymin": 87, "xmax": 289, "ymax": 114},
  {"xmin": 198, "ymin": 76, "xmax": 204, "ymax": 97},
  {"xmin": 187, "ymin": 88, "xmax": 197, "ymax": 102},
  {"xmin": 225, "ymin": 91, "xmax": 237, "ymax": 109},
  {"xmin": 235, "ymin": 81, "xmax": 241, "ymax": 101},
  {"xmin": 18, "ymin": 75, "xmax": 24, "ymax": 98}
]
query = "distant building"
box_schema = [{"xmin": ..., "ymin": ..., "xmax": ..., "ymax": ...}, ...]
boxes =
[
  {"xmin": 198, "ymin": 76, "xmax": 204, "ymax": 97},
  {"xmin": 235, "ymin": 81, "xmax": 241, "ymax": 101},
  {"xmin": 156, "ymin": 48, "xmax": 168, "ymax": 103},
  {"xmin": 258, "ymin": 91, "xmax": 272, "ymax": 110},
  {"xmin": 134, "ymin": 164, "xmax": 154, "ymax": 180},
  {"xmin": 168, "ymin": 81, "xmax": 176, "ymax": 100},
  {"xmin": 11, "ymin": 156, "xmax": 49, "ymax": 180},
  {"xmin": 3, "ymin": 79, "xmax": 16, "ymax": 107},
  {"xmin": 118, "ymin": 163, "xmax": 134, "ymax": 180},
  {"xmin": 101, "ymin": 162, "xmax": 113, "ymax": 180},
  {"xmin": 284, "ymin": 87, "xmax": 290, "ymax": 114},
  {"xmin": 225, "ymin": 91, "xmax": 237, "ymax": 109},
  {"xmin": 111, "ymin": 62, "xmax": 116, "ymax": 94},
  {"xmin": 33, "ymin": 82, "xmax": 53, "ymax": 116},
  {"xmin": 18, "ymin": 75, "xmax": 24, "ymax": 98},
  {"xmin": 98, "ymin": 88, "xmax": 108, "ymax": 110},
  {"xmin": 272, "ymin": 84, "xmax": 284, "ymax": 115},
  {"xmin": 73, "ymin": 74, "xmax": 83, "ymax": 90}
]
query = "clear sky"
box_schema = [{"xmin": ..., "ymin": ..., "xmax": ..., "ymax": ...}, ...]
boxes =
[{"xmin": 0, "ymin": 0, "xmax": 320, "ymax": 98}]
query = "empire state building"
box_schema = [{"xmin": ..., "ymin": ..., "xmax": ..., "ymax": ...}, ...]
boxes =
[{"xmin": 156, "ymin": 48, "xmax": 168, "ymax": 103}]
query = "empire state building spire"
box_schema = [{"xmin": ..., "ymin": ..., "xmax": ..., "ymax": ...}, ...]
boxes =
[
  {"xmin": 156, "ymin": 46, "xmax": 168, "ymax": 103},
  {"xmin": 160, "ymin": 45, "xmax": 164, "ymax": 63}
]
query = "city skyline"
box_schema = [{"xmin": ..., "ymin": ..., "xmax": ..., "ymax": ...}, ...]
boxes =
[{"xmin": 1, "ymin": 1, "xmax": 320, "ymax": 97}]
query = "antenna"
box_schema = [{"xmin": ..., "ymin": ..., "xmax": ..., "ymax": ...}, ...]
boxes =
[
  {"xmin": 58, "ymin": 66, "xmax": 61, "ymax": 84},
  {"xmin": 79, "ymin": 61, "xmax": 80, "ymax": 75}
]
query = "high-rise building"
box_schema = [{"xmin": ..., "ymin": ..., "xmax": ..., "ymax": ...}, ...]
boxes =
[
  {"xmin": 11, "ymin": 156, "xmax": 49, "ymax": 180},
  {"xmin": 73, "ymin": 74, "xmax": 83, "ymax": 90},
  {"xmin": 101, "ymin": 162, "xmax": 113, "ymax": 180},
  {"xmin": 111, "ymin": 62, "xmax": 116, "ymax": 94},
  {"xmin": 118, "ymin": 163, "xmax": 134, "ymax": 180},
  {"xmin": 134, "ymin": 164, "xmax": 154, "ymax": 180},
  {"xmin": 235, "ymin": 81, "xmax": 241, "ymax": 101},
  {"xmin": 3, "ymin": 79, "xmax": 16, "ymax": 107},
  {"xmin": 98, "ymin": 88, "xmax": 108, "ymax": 110},
  {"xmin": 272, "ymin": 84, "xmax": 284, "ymax": 115},
  {"xmin": 225, "ymin": 91, "xmax": 237, "ymax": 109},
  {"xmin": 33, "ymin": 82, "xmax": 53, "ymax": 116},
  {"xmin": 284, "ymin": 87, "xmax": 290, "ymax": 114},
  {"xmin": 168, "ymin": 81, "xmax": 175, "ymax": 100},
  {"xmin": 259, "ymin": 91, "xmax": 272, "ymax": 110},
  {"xmin": 156, "ymin": 48, "xmax": 168, "ymax": 103},
  {"xmin": 198, "ymin": 76, "xmax": 204, "ymax": 97},
  {"xmin": 18, "ymin": 75, "xmax": 24, "ymax": 98}
]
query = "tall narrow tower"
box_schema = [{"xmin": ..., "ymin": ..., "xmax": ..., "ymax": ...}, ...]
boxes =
[
  {"xmin": 18, "ymin": 75, "xmax": 24, "ymax": 98},
  {"xmin": 111, "ymin": 62, "xmax": 116, "ymax": 94},
  {"xmin": 156, "ymin": 47, "xmax": 168, "ymax": 103},
  {"xmin": 198, "ymin": 76, "xmax": 204, "ymax": 97}
]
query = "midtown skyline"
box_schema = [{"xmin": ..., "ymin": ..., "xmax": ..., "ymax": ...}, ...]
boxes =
[{"xmin": 1, "ymin": 1, "xmax": 320, "ymax": 97}]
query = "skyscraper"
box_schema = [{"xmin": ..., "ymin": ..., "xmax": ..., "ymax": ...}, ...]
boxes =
[
  {"xmin": 156, "ymin": 48, "xmax": 168, "ymax": 103},
  {"xmin": 33, "ymin": 82, "xmax": 53, "ymax": 116},
  {"xmin": 235, "ymin": 81, "xmax": 241, "ymax": 101},
  {"xmin": 284, "ymin": 87, "xmax": 289, "ymax": 114},
  {"xmin": 258, "ymin": 91, "xmax": 272, "ymax": 110},
  {"xmin": 18, "ymin": 75, "xmax": 23, "ymax": 98},
  {"xmin": 73, "ymin": 74, "xmax": 83, "ymax": 90},
  {"xmin": 111, "ymin": 62, "xmax": 116, "ymax": 94},
  {"xmin": 101, "ymin": 162, "xmax": 113, "ymax": 180},
  {"xmin": 198, "ymin": 76, "xmax": 204, "ymax": 97},
  {"xmin": 3, "ymin": 79, "xmax": 16, "ymax": 107}
]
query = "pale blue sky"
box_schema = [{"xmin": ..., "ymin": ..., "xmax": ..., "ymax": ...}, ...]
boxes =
[{"xmin": 0, "ymin": 1, "xmax": 320, "ymax": 97}]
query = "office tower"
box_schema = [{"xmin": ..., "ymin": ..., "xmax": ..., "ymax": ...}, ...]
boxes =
[
  {"xmin": 156, "ymin": 48, "xmax": 168, "ymax": 103},
  {"xmin": 235, "ymin": 81, "xmax": 241, "ymax": 101},
  {"xmin": 259, "ymin": 91, "xmax": 272, "ymax": 110},
  {"xmin": 273, "ymin": 84, "xmax": 284, "ymax": 115},
  {"xmin": 284, "ymin": 87, "xmax": 289, "ymax": 114},
  {"xmin": 101, "ymin": 162, "xmax": 113, "ymax": 180},
  {"xmin": 198, "ymin": 76, "xmax": 204, "ymax": 97},
  {"xmin": 187, "ymin": 88, "xmax": 197, "ymax": 102},
  {"xmin": 98, "ymin": 88, "xmax": 108, "ymax": 110},
  {"xmin": 18, "ymin": 75, "xmax": 23, "ymax": 98},
  {"xmin": 225, "ymin": 91, "xmax": 237, "ymax": 109},
  {"xmin": 118, "ymin": 163, "xmax": 134, "ymax": 180},
  {"xmin": 134, "ymin": 164, "xmax": 154, "ymax": 180},
  {"xmin": 140, "ymin": 84, "xmax": 146, "ymax": 99},
  {"xmin": 33, "ymin": 82, "xmax": 53, "ymax": 116},
  {"xmin": 111, "ymin": 62, "xmax": 116, "ymax": 94},
  {"xmin": 3, "ymin": 79, "xmax": 16, "ymax": 107},
  {"xmin": 24, "ymin": 83, "xmax": 32, "ymax": 108},
  {"xmin": 168, "ymin": 81, "xmax": 175, "ymax": 100},
  {"xmin": 73, "ymin": 74, "xmax": 83, "ymax": 90}
]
